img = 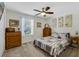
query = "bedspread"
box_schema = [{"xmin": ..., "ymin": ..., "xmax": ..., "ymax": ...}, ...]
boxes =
[{"xmin": 34, "ymin": 37, "xmax": 69, "ymax": 56}]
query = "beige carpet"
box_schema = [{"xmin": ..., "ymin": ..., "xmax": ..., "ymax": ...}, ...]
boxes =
[
  {"xmin": 2, "ymin": 41, "xmax": 79, "ymax": 57},
  {"xmin": 59, "ymin": 47, "xmax": 79, "ymax": 57},
  {"xmin": 2, "ymin": 42, "xmax": 50, "ymax": 57}
]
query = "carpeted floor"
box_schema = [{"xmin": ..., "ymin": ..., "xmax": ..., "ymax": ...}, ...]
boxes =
[
  {"xmin": 59, "ymin": 47, "xmax": 79, "ymax": 57},
  {"xmin": 2, "ymin": 42, "xmax": 50, "ymax": 57},
  {"xmin": 2, "ymin": 41, "xmax": 79, "ymax": 57}
]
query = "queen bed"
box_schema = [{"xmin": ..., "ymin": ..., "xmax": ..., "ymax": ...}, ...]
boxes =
[
  {"xmin": 34, "ymin": 24, "xmax": 70, "ymax": 57},
  {"xmin": 34, "ymin": 35, "xmax": 69, "ymax": 56}
]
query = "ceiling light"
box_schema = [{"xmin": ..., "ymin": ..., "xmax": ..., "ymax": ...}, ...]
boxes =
[{"xmin": 41, "ymin": 12, "xmax": 46, "ymax": 16}]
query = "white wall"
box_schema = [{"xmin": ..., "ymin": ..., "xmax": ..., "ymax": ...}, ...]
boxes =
[
  {"xmin": 6, "ymin": 3, "xmax": 79, "ymax": 43},
  {"xmin": 6, "ymin": 9, "xmax": 46, "ymax": 43},
  {"xmin": 5, "ymin": 2, "xmax": 79, "ymax": 37},
  {"xmin": 46, "ymin": 3, "xmax": 79, "ymax": 36},
  {"xmin": 0, "ymin": 9, "xmax": 6, "ymax": 56}
]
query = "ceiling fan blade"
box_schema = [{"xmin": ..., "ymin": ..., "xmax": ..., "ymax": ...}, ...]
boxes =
[
  {"xmin": 45, "ymin": 7, "xmax": 50, "ymax": 11},
  {"xmin": 45, "ymin": 12, "xmax": 54, "ymax": 14},
  {"xmin": 42, "ymin": 8, "xmax": 44, "ymax": 11},
  {"xmin": 33, "ymin": 9, "xmax": 41, "ymax": 12},
  {"xmin": 35, "ymin": 13, "xmax": 41, "ymax": 15}
]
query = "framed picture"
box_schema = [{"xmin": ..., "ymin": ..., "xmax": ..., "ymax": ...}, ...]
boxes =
[
  {"xmin": 58, "ymin": 16, "xmax": 64, "ymax": 27},
  {"xmin": 52, "ymin": 18, "xmax": 57, "ymax": 28},
  {"xmin": 65, "ymin": 15, "xmax": 72, "ymax": 27},
  {"xmin": 9, "ymin": 19, "xmax": 19, "ymax": 27},
  {"xmin": 37, "ymin": 22, "xmax": 41, "ymax": 28}
]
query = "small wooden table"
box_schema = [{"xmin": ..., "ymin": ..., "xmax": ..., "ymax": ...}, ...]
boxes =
[{"xmin": 70, "ymin": 36, "xmax": 79, "ymax": 47}]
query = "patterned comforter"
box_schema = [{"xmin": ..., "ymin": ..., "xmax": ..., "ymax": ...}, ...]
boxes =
[{"xmin": 34, "ymin": 37, "xmax": 69, "ymax": 56}]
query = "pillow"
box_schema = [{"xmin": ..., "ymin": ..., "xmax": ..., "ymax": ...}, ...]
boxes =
[
  {"xmin": 59, "ymin": 34, "xmax": 66, "ymax": 39},
  {"xmin": 43, "ymin": 36, "xmax": 52, "ymax": 40},
  {"xmin": 58, "ymin": 36, "xmax": 61, "ymax": 39},
  {"xmin": 52, "ymin": 33, "xmax": 58, "ymax": 38}
]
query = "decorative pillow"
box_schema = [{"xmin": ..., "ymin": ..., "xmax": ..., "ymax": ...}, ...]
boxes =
[{"xmin": 58, "ymin": 36, "xmax": 61, "ymax": 39}]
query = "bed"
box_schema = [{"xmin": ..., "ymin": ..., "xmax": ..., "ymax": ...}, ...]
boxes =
[
  {"xmin": 34, "ymin": 24, "xmax": 70, "ymax": 56},
  {"xmin": 34, "ymin": 35, "xmax": 69, "ymax": 56}
]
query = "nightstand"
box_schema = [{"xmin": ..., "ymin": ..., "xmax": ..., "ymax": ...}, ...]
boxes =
[{"xmin": 70, "ymin": 36, "xmax": 79, "ymax": 47}]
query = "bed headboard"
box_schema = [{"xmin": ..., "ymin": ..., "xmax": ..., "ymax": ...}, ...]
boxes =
[{"xmin": 43, "ymin": 24, "xmax": 52, "ymax": 37}]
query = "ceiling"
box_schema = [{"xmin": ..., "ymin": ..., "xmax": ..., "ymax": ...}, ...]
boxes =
[
  {"xmin": 5, "ymin": 2, "xmax": 55, "ymax": 16},
  {"xmin": 5, "ymin": 2, "xmax": 79, "ymax": 17}
]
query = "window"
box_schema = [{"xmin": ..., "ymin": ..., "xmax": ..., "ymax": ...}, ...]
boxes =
[
  {"xmin": 30, "ymin": 20, "xmax": 34, "ymax": 35},
  {"xmin": 22, "ymin": 18, "xmax": 34, "ymax": 36}
]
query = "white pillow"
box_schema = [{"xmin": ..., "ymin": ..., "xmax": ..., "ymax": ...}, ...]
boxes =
[
  {"xmin": 52, "ymin": 33, "xmax": 58, "ymax": 38},
  {"xmin": 59, "ymin": 34, "xmax": 66, "ymax": 39},
  {"xmin": 43, "ymin": 36, "xmax": 52, "ymax": 40}
]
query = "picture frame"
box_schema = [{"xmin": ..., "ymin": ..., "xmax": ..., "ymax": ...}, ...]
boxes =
[
  {"xmin": 58, "ymin": 16, "xmax": 64, "ymax": 27},
  {"xmin": 9, "ymin": 19, "xmax": 19, "ymax": 27},
  {"xmin": 65, "ymin": 15, "xmax": 72, "ymax": 27},
  {"xmin": 52, "ymin": 18, "xmax": 57, "ymax": 28},
  {"xmin": 37, "ymin": 22, "xmax": 41, "ymax": 28}
]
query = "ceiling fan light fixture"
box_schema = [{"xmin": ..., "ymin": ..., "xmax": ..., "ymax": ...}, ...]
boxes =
[
  {"xmin": 34, "ymin": 6, "xmax": 54, "ymax": 16},
  {"xmin": 41, "ymin": 12, "xmax": 46, "ymax": 16}
]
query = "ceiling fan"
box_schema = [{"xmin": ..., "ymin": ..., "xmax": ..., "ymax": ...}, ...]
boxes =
[{"xmin": 33, "ymin": 6, "xmax": 54, "ymax": 17}]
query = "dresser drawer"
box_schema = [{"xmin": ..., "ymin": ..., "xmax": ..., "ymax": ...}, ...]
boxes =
[
  {"xmin": 5, "ymin": 32, "xmax": 21, "ymax": 50},
  {"xmin": 6, "ymin": 36, "xmax": 21, "ymax": 43},
  {"xmin": 6, "ymin": 32, "xmax": 21, "ymax": 37},
  {"xmin": 6, "ymin": 41, "xmax": 21, "ymax": 49}
]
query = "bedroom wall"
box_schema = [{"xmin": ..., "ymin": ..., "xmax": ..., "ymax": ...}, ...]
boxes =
[
  {"xmin": 6, "ymin": 3, "xmax": 79, "ymax": 40},
  {"xmin": 46, "ymin": 3, "xmax": 79, "ymax": 36},
  {"xmin": 0, "ymin": 9, "xmax": 6, "ymax": 56},
  {"xmin": 6, "ymin": 9, "xmax": 46, "ymax": 43}
]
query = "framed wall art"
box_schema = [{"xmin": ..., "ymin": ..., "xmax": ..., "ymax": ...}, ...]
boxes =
[
  {"xmin": 52, "ymin": 18, "xmax": 57, "ymax": 28},
  {"xmin": 9, "ymin": 19, "xmax": 19, "ymax": 27},
  {"xmin": 58, "ymin": 16, "xmax": 64, "ymax": 27},
  {"xmin": 65, "ymin": 15, "xmax": 72, "ymax": 27},
  {"xmin": 37, "ymin": 22, "xmax": 41, "ymax": 28}
]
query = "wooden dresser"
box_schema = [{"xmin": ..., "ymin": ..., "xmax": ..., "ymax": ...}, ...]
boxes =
[{"xmin": 5, "ymin": 32, "xmax": 21, "ymax": 50}]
